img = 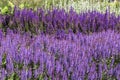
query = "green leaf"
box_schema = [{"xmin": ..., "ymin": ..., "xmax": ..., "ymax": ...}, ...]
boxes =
[
  {"xmin": 2, "ymin": 53, "xmax": 6, "ymax": 68},
  {"xmin": 1, "ymin": 6, "xmax": 9, "ymax": 14},
  {"xmin": 19, "ymin": 4, "xmax": 24, "ymax": 9},
  {"xmin": 8, "ymin": 1, "xmax": 14, "ymax": 8}
]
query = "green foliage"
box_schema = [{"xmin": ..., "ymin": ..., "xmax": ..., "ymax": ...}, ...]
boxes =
[
  {"xmin": 19, "ymin": 3, "xmax": 24, "ymax": 9},
  {"xmin": 0, "ymin": 1, "xmax": 14, "ymax": 14},
  {"xmin": 6, "ymin": 72, "xmax": 20, "ymax": 80},
  {"xmin": 1, "ymin": 6, "xmax": 9, "ymax": 14},
  {"xmin": 8, "ymin": 1, "xmax": 14, "ymax": 8},
  {"xmin": 2, "ymin": 53, "xmax": 6, "ymax": 68},
  {"xmin": 0, "ymin": 0, "xmax": 120, "ymax": 15},
  {"xmin": 37, "ymin": 74, "xmax": 44, "ymax": 80}
]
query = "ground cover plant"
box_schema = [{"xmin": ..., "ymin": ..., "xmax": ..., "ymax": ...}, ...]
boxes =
[
  {"xmin": 0, "ymin": 7, "xmax": 120, "ymax": 35},
  {"xmin": 0, "ymin": 0, "xmax": 120, "ymax": 80},
  {"xmin": 0, "ymin": 29, "xmax": 120, "ymax": 80}
]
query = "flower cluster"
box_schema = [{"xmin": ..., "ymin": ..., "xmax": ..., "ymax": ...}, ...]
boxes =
[
  {"xmin": 0, "ymin": 29, "xmax": 120, "ymax": 80},
  {"xmin": 0, "ymin": 7, "xmax": 120, "ymax": 35}
]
